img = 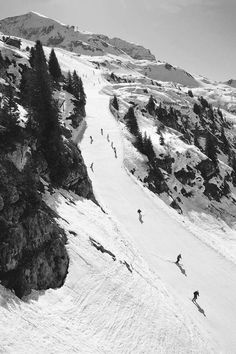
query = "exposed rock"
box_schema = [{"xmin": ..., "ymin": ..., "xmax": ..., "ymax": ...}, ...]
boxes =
[
  {"xmin": 0, "ymin": 158, "xmax": 69, "ymax": 298},
  {"xmin": 60, "ymin": 140, "xmax": 95, "ymax": 200}
]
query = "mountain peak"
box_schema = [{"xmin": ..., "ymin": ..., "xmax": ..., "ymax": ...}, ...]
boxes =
[{"xmin": 0, "ymin": 12, "xmax": 156, "ymax": 61}]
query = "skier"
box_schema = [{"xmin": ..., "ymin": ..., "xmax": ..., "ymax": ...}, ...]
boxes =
[
  {"xmin": 111, "ymin": 141, "xmax": 114, "ymax": 149},
  {"xmin": 137, "ymin": 209, "xmax": 143, "ymax": 223},
  {"xmin": 90, "ymin": 136, "xmax": 93, "ymax": 144},
  {"xmin": 101, "ymin": 128, "xmax": 103, "ymax": 135},
  {"xmin": 114, "ymin": 147, "xmax": 117, "ymax": 158},
  {"xmin": 107, "ymin": 133, "xmax": 110, "ymax": 142},
  {"xmin": 90, "ymin": 162, "xmax": 94, "ymax": 172},
  {"xmin": 175, "ymin": 254, "xmax": 182, "ymax": 265},
  {"xmin": 192, "ymin": 290, "xmax": 199, "ymax": 303}
]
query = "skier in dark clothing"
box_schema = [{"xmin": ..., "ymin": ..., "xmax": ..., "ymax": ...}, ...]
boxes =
[
  {"xmin": 137, "ymin": 209, "xmax": 143, "ymax": 223},
  {"xmin": 107, "ymin": 133, "xmax": 110, "ymax": 142},
  {"xmin": 90, "ymin": 162, "xmax": 94, "ymax": 172},
  {"xmin": 192, "ymin": 290, "xmax": 199, "ymax": 303},
  {"xmin": 175, "ymin": 254, "xmax": 182, "ymax": 264},
  {"xmin": 90, "ymin": 136, "xmax": 93, "ymax": 144},
  {"xmin": 101, "ymin": 128, "xmax": 103, "ymax": 135}
]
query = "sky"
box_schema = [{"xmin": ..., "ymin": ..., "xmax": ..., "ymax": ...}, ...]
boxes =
[{"xmin": 0, "ymin": 0, "xmax": 235, "ymax": 81}]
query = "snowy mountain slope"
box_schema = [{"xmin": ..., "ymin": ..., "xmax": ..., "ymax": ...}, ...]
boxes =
[
  {"xmin": 54, "ymin": 43, "xmax": 236, "ymax": 351},
  {"xmin": 0, "ymin": 188, "xmax": 214, "ymax": 353},
  {"xmin": 0, "ymin": 41, "xmax": 215, "ymax": 353},
  {"xmin": 0, "ymin": 12, "xmax": 201, "ymax": 87},
  {"xmin": 0, "ymin": 12, "xmax": 155, "ymax": 61},
  {"xmin": 78, "ymin": 74, "xmax": 236, "ymax": 353},
  {"xmin": 1, "ymin": 28, "xmax": 236, "ymax": 353},
  {"xmin": 105, "ymin": 77, "xmax": 236, "ymax": 261}
]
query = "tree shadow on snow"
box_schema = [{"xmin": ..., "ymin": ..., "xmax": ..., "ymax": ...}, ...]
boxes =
[
  {"xmin": 175, "ymin": 262, "xmax": 187, "ymax": 277},
  {"xmin": 192, "ymin": 299, "xmax": 206, "ymax": 317}
]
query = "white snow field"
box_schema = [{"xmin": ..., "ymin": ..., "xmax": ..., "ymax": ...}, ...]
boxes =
[{"xmin": 1, "ymin": 46, "xmax": 236, "ymax": 353}]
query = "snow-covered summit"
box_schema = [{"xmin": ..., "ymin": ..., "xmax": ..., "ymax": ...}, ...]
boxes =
[
  {"xmin": 0, "ymin": 11, "xmax": 156, "ymax": 61},
  {"xmin": 0, "ymin": 12, "xmax": 204, "ymax": 87}
]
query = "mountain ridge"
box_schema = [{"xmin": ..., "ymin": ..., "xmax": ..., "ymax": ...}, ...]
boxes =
[{"xmin": 0, "ymin": 11, "xmax": 156, "ymax": 61}]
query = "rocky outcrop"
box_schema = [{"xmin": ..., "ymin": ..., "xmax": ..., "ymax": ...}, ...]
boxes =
[
  {"xmin": 61, "ymin": 140, "xmax": 95, "ymax": 200},
  {"xmin": 0, "ymin": 158, "xmax": 69, "ymax": 298},
  {"xmin": 109, "ymin": 37, "xmax": 156, "ymax": 61}
]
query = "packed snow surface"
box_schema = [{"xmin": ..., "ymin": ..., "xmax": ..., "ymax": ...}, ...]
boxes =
[{"xmin": 0, "ymin": 42, "xmax": 236, "ymax": 353}]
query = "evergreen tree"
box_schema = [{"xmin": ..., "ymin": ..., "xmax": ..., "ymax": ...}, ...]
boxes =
[
  {"xmin": 19, "ymin": 66, "xmax": 32, "ymax": 107},
  {"xmin": 205, "ymin": 131, "xmax": 218, "ymax": 164},
  {"xmin": 1, "ymin": 82, "xmax": 19, "ymax": 125},
  {"xmin": 199, "ymin": 96, "xmax": 209, "ymax": 109},
  {"xmin": 124, "ymin": 106, "xmax": 139, "ymax": 136},
  {"xmin": 217, "ymin": 107, "xmax": 223, "ymax": 120},
  {"xmin": 220, "ymin": 126, "xmax": 230, "ymax": 155},
  {"xmin": 146, "ymin": 95, "xmax": 156, "ymax": 115},
  {"xmin": 188, "ymin": 90, "xmax": 193, "ymax": 98},
  {"xmin": 29, "ymin": 47, "xmax": 36, "ymax": 68},
  {"xmin": 65, "ymin": 71, "xmax": 73, "ymax": 94},
  {"xmin": 135, "ymin": 131, "xmax": 144, "ymax": 154},
  {"xmin": 78, "ymin": 76, "xmax": 86, "ymax": 107},
  {"xmin": 230, "ymin": 153, "xmax": 236, "ymax": 185},
  {"xmin": 112, "ymin": 95, "xmax": 119, "ymax": 110},
  {"xmin": 71, "ymin": 70, "xmax": 86, "ymax": 117},
  {"xmin": 193, "ymin": 102, "xmax": 201, "ymax": 115},
  {"xmin": 142, "ymin": 133, "xmax": 155, "ymax": 161},
  {"xmin": 159, "ymin": 133, "xmax": 165, "ymax": 146},
  {"xmin": 72, "ymin": 70, "xmax": 80, "ymax": 98},
  {"xmin": 194, "ymin": 123, "xmax": 201, "ymax": 150},
  {"xmin": 0, "ymin": 81, "xmax": 22, "ymax": 149},
  {"xmin": 48, "ymin": 48, "xmax": 62, "ymax": 81},
  {"xmin": 26, "ymin": 41, "xmax": 63, "ymax": 181}
]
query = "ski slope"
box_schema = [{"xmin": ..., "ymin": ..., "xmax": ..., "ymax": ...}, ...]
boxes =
[
  {"xmin": 77, "ymin": 66, "xmax": 236, "ymax": 352},
  {"xmin": 0, "ymin": 46, "xmax": 236, "ymax": 353}
]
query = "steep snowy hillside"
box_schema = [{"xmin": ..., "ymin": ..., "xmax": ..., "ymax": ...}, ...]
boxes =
[
  {"xmin": 0, "ymin": 12, "xmax": 201, "ymax": 87},
  {"xmin": 1, "ymin": 22, "xmax": 236, "ymax": 353},
  {"xmin": 0, "ymin": 12, "xmax": 155, "ymax": 61}
]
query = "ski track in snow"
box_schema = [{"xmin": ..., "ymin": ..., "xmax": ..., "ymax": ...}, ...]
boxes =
[{"xmin": 0, "ymin": 47, "xmax": 235, "ymax": 353}]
